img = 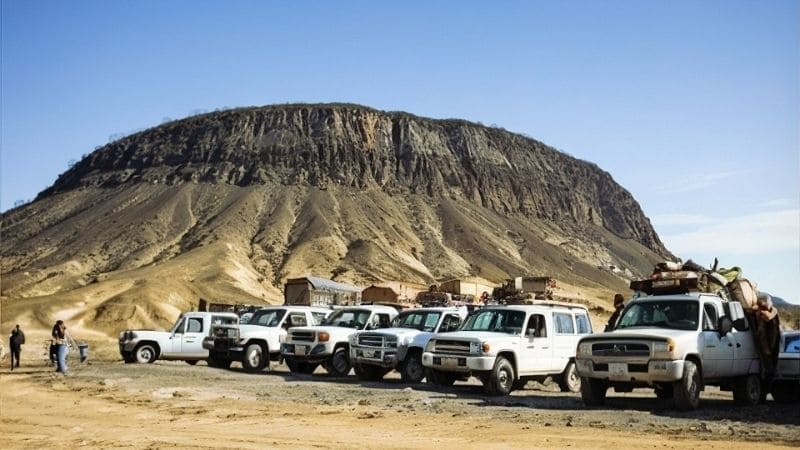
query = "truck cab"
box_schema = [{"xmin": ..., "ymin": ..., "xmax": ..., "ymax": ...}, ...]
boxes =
[
  {"xmin": 204, "ymin": 306, "xmax": 331, "ymax": 371},
  {"xmin": 349, "ymin": 307, "xmax": 467, "ymax": 382},
  {"xmin": 575, "ymin": 292, "xmax": 761, "ymax": 410},
  {"xmin": 771, "ymin": 331, "xmax": 800, "ymax": 403},
  {"xmin": 422, "ymin": 302, "xmax": 592, "ymax": 395},
  {"xmin": 281, "ymin": 305, "xmax": 398, "ymax": 377},
  {"xmin": 119, "ymin": 312, "xmax": 239, "ymax": 364}
]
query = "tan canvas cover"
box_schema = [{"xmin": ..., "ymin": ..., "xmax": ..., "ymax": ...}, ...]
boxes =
[{"xmin": 729, "ymin": 278, "xmax": 759, "ymax": 311}]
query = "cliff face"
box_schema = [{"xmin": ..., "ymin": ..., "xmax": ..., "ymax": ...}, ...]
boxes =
[
  {"xmin": 1, "ymin": 104, "xmax": 671, "ymax": 334},
  {"xmin": 43, "ymin": 104, "xmax": 666, "ymax": 255}
]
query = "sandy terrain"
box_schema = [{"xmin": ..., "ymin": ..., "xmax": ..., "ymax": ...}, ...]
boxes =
[{"xmin": 2, "ymin": 355, "xmax": 798, "ymax": 449}]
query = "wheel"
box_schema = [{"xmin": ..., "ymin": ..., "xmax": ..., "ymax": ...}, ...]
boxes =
[
  {"xmin": 185, "ymin": 360, "xmax": 198, "ymax": 366},
  {"xmin": 354, "ymin": 364, "xmax": 388, "ymax": 381},
  {"xmin": 483, "ymin": 356, "xmax": 515, "ymax": 396},
  {"xmin": 324, "ymin": 347, "xmax": 352, "ymax": 377},
  {"xmin": 556, "ymin": 361, "xmax": 581, "ymax": 393},
  {"xmin": 733, "ymin": 374, "xmax": 762, "ymax": 406},
  {"xmin": 425, "ymin": 368, "xmax": 456, "ymax": 387},
  {"xmin": 673, "ymin": 360, "xmax": 701, "ymax": 411},
  {"xmin": 134, "ymin": 343, "xmax": 158, "ymax": 364},
  {"xmin": 241, "ymin": 343, "xmax": 267, "ymax": 372},
  {"xmin": 771, "ymin": 381, "xmax": 800, "ymax": 403},
  {"xmin": 580, "ymin": 377, "xmax": 607, "ymax": 406},
  {"xmin": 399, "ymin": 352, "xmax": 425, "ymax": 383}
]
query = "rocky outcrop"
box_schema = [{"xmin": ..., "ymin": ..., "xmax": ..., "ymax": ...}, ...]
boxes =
[{"xmin": 42, "ymin": 103, "xmax": 668, "ymax": 256}]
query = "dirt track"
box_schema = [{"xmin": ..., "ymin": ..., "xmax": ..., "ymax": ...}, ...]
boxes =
[{"xmin": 1, "ymin": 358, "xmax": 798, "ymax": 449}]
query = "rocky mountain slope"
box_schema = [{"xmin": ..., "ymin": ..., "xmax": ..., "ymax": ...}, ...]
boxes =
[{"xmin": 1, "ymin": 104, "xmax": 671, "ymax": 335}]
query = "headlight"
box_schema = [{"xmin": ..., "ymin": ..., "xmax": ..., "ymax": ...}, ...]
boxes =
[
  {"xmin": 426, "ymin": 340, "xmax": 435, "ymax": 352},
  {"xmin": 386, "ymin": 339, "xmax": 398, "ymax": 348},
  {"xmin": 652, "ymin": 338, "xmax": 676, "ymax": 359},
  {"xmin": 348, "ymin": 335, "xmax": 356, "ymax": 344},
  {"xmin": 470, "ymin": 341, "xmax": 480, "ymax": 354},
  {"xmin": 577, "ymin": 342, "xmax": 592, "ymax": 356},
  {"xmin": 279, "ymin": 334, "xmax": 286, "ymax": 343},
  {"xmin": 318, "ymin": 332, "xmax": 330, "ymax": 342}
]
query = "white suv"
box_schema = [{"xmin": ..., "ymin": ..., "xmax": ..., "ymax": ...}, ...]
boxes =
[
  {"xmin": 575, "ymin": 292, "xmax": 761, "ymax": 410},
  {"xmin": 422, "ymin": 302, "xmax": 592, "ymax": 395},
  {"xmin": 204, "ymin": 306, "xmax": 331, "ymax": 371},
  {"xmin": 281, "ymin": 305, "xmax": 399, "ymax": 377},
  {"xmin": 349, "ymin": 307, "xmax": 467, "ymax": 382}
]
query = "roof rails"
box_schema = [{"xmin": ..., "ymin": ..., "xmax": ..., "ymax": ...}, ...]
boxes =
[{"xmin": 500, "ymin": 299, "xmax": 587, "ymax": 309}]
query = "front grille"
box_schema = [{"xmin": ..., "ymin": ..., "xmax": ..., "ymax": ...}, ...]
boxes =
[
  {"xmin": 358, "ymin": 333, "xmax": 385, "ymax": 347},
  {"xmin": 592, "ymin": 362, "xmax": 649, "ymax": 373},
  {"xmin": 290, "ymin": 331, "xmax": 315, "ymax": 342},
  {"xmin": 433, "ymin": 339, "xmax": 471, "ymax": 355},
  {"xmin": 591, "ymin": 342, "xmax": 650, "ymax": 357}
]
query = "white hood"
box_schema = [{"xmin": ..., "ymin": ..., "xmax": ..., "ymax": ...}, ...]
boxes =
[{"xmin": 582, "ymin": 328, "xmax": 693, "ymax": 341}]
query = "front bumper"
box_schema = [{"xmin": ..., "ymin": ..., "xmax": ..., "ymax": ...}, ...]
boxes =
[
  {"xmin": 575, "ymin": 358, "xmax": 685, "ymax": 383},
  {"xmin": 281, "ymin": 342, "xmax": 332, "ymax": 362},
  {"xmin": 350, "ymin": 345, "xmax": 401, "ymax": 368},
  {"xmin": 422, "ymin": 352, "xmax": 494, "ymax": 372}
]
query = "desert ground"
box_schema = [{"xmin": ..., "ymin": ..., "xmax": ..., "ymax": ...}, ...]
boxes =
[{"xmin": 1, "ymin": 352, "xmax": 798, "ymax": 450}]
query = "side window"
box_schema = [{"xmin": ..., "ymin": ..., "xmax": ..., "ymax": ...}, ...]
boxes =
[
  {"xmin": 375, "ymin": 314, "xmax": 391, "ymax": 329},
  {"xmin": 311, "ymin": 312, "xmax": 328, "ymax": 325},
  {"xmin": 554, "ymin": 313, "xmax": 575, "ymax": 334},
  {"xmin": 173, "ymin": 318, "xmax": 186, "ymax": 334},
  {"xmin": 702, "ymin": 303, "xmax": 718, "ymax": 331},
  {"xmin": 525, "ymin": 314, "xmax": 547, "ymax": 338},
  {"xmin": 439, "ymin": 315, "xmax": 461, "ymax": 332},
  {"xmin": 212, "ymin": 315, "xmax": 236, "ymax": 325},
  {"xmin": 785, "ymin": 335, "xmax": 800, "ymax": 353},
  {"xmin": 575, "ymin": 314, "xmax": 591, "ymax": 334},
  {"xmin": 288, "ymin": 313, "xmax": 307, "ymax": 327},
  {"xmin": 187, "ymin": 317, "xmax": 204, "ymax": 333}
]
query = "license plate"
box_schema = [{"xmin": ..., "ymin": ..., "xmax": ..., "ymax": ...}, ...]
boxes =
[
  {"xmin": 608, "ymin": 362, "xmax": 629, "ymax": 380},
  {"xmin": 295, "ymin": 345, "xmax": 307, "ymax": 356},
  {"xmin": 442, "ymin": 357, "xmax": 459, "ymax": 368}
]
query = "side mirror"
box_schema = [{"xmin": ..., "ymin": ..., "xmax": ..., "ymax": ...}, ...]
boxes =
[
  {"xmin": 718, "ymin": 317, "xmax": 733, "ymax": 335},
  {"xmin": 525, "ymin": 329, "xmax": 536, "ymax": 338},
  {"xmin": 732, "ymin": 318, "xmax": 747, "ymax": 332}
]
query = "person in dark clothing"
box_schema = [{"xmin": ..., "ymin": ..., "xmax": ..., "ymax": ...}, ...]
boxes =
[
  {"xmin": 9, "ymin": 324, "xmax": 25, "ymax": 370},
  {"xmin": 49, "ymin": 323, "xmax": 59, "ymax": 365},
  {"xmin": 604, "ymin": 294, "xmax": 625, "ymax": 332}
]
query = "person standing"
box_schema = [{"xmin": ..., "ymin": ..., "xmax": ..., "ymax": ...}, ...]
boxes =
[
  {"xmin": 9, "ymin": 324, "xmax": 25, "ymax": 370},
  {"xmin": 53, "ymin": 320, "xmax": 70, "ymax": 374},
  {"xmin": 604, "ymin": 294, "xmax": 625, "ymax": 332}
]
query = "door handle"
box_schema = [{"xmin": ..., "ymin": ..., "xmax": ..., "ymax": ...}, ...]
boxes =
[
  {"xmin": 728, "ymin": 343, "xmax": 733, "ymax": 347},
  {"xmin": 541, "ymin": 346, "xmax": 550, "ymax": 349},
  {"xmin": 736, "ymin": 343, "xmax": 741, "ymax": 348}
]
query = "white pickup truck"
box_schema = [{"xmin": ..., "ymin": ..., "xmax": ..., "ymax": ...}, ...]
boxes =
[
  {"xmin": 281, "ymin": 305, "xmax": 399, "ymax": 377},
  {"xmin": 349, "ymin": 307, "xmax": 467, "ymax": 382},
  {"xmin": 422, "ymin": 302, "xmax": 592, "ymax": 395},
  {"xmin": 204, "ymin": 306, "xmax": 331, "ymax": 371},
  {"xmin": 575, "ymin": 292, "xmax": 762, "ymax": 410},
  {"xmin": 119, "ymin": 312, "xmax": 239, "ymax": 364}
]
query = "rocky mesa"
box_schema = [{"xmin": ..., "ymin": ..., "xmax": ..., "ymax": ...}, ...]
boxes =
[{"xmin": 1, "ymin": 103, "xmax": 671, "ymax": 335}]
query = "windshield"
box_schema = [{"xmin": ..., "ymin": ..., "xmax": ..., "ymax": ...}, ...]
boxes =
[
  {"xmin": 249, "ymin": 309, "xmax": 287, "ymax": 327},
  {"xmin": 616, "ymin": 300, "xmax": 699, "ymax": 331},
  {"xmin": 321, "ymin": 309, "xmax": 372, "ymax": 329},
  {"xmin": 461, "ymin": 309, "xmax": 526, "ymax": 335},
  {"xmin": 394, "ymin": 311, "xmax": 442, "ymax": 332}
]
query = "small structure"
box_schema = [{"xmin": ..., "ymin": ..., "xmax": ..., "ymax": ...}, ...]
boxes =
[
  {"xmin": 284, "ymin": 276, "xmax": 361, "ymax": 306},
  {"xmin": 439, "ymin": 277, "xmax": 495, "ymax": 299},
  {"xmin": 513, "ymin": 277, "xmax": 556, "ymax": 295},
  {"xmin": 362, "ymin": 285, "xmax": 400, "ymax": 303},
  {"xmin": 198, "ymin": 299, "xmax": 265, "ymax": 315}
]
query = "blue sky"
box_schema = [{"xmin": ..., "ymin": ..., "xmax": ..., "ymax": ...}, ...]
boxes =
[{"xmin": 2, "ymin": 1, "xmax": 798, "ymax": 302}]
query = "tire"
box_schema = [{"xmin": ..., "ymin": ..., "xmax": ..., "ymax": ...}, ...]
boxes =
[
  {"xmin": 426, "ymin": 368, "xmax": 456, "ymax": 387},
  {"xmin": 771, "ymin": 381, "xmax": 800, "ymax": 403},
  {"xmin": 580, "ymin": 377, "xmax": 607, "ymax": 406},
  {"xmin": 325, "ymin": 347, "xmax": 352, "ymax": 377},
  {"xmin": 673, "ymin": 360, "xmax": 701, "ymax": 411},
  {"xmin": 483, "ymin": 356, "xmax": 515, "ymax": 396},
  {"xmin": 733, "ymin": 374, "xmax": 762, "ymax": 406},
  {"xmin": 241, "ymin": 343, "xmax": 267, "ymax": 372},
  {"xmin": 134, "ymin": 343, "xmax": 158, "ymax": 364},
  {"xmin": 185, "ymin": 360, "xmax": 198, "ymax": 366},
  {"xmin": 354, "ymin": 364, "xmax": 388, "ymax": 381},
  {"xmin": 399, "ymin": 352, "xmax": 425, "ymax": 383},
  {"xmin": 556, "ymin": 361, "xmax": 581, "ymax": 393}
]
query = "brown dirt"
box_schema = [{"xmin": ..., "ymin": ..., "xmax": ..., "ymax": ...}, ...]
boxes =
[{"xmin": 1, "ymin": 357, "xmax": 798, "ymax": 449}]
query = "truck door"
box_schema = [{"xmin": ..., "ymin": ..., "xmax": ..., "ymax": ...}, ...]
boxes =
[
  {"xmin": 725, "ymin": 301, "xmax": 757, "ymax": 375},
  {"xmin": 519, "ymin": 313, "xmax": 552, "ymax": 375},
  {"xmin": 700, "ymin": 302, "xmax": 734, "ymax": 378},
  {"xmin": 179, "ymin": 316, "xmax": 206, "ymax": 357}
]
